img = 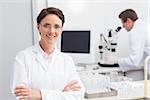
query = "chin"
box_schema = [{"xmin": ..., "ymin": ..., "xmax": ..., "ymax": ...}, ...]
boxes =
[
  {"xmin": 126, "ymin": 28, "xmax": 131, "ymax": 31},
  {"xmin": 127, "ymin": 29, "xmax": 131, "ymax": 31}
]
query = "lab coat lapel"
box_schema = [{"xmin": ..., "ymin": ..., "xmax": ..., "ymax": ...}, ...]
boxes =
[
  {"xmin": 33, "ymin": 44, "xmax": 48, "ymax": 71},
  {"xmin": 35, "ymin": 54, "xmax": 48, "ymax": 71}
]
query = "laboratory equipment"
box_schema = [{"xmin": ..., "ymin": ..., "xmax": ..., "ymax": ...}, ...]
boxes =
[
  {"xmin": 59, "ymin": 30, "xmax": 95, "ymax": 65},
  {"xmin": 107, "ymin": 26, "xmax": 122, "ymax": 53},
  {"xmin": 144, "ymin": 55, "xmax": 150, "ymax": 99},
  {"xmin": 79, "ymin": 71, "xmax": 117, "ymax": 99},
  {"xmin": 98, "ymin": 27, "xmax": 122, "ymax": 67},
  {"xmin": 110, "ymin": 81, "xmax": 144, "ymax": 99}
]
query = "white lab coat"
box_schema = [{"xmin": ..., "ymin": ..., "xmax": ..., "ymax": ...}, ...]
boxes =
[
  {"xmin": 11, "ymin": 43, "xmax": 85, "ymax": 100},
  {"xmin": 118, "ymin": 20, "xmax": 150, "ymax": 72}
]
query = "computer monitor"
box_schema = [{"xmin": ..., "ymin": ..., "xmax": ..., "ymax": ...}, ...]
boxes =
[
  {"xmin": 59, "ymin": 30, "xmax": 94, "ymax": 65},
  {"xmin": 61, "ymin": 30, "xmax": 90, "ymax": 53}
]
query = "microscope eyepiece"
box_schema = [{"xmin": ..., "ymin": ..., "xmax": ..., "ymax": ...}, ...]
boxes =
[{"xmin": 116, "ymin": 26, "xmax": 122, "ymax": 32}]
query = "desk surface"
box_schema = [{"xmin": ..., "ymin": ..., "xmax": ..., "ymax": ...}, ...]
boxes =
[{"xmin": 84, "ymin": 80, "xmax": 150, "ymax": 100}]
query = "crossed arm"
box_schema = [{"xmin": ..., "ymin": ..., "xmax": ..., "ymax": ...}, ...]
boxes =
[{"xmin": 14, "ymin": 80, "xmax": 81, "ymax": 100}]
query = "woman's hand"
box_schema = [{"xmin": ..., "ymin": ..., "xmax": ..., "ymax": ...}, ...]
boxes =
[
  {"xmin": 63, "ymin": 80, "xmax": 81, "ymax": 92},
  {"xmin": 14, "ymin": 86, "xmax": 42, "ymax": 100}
]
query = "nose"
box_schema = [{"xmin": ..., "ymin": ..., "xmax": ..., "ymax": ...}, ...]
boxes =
[{"xmin": 48, "ymin": 27, "xmax": 55, "ymax": 33}]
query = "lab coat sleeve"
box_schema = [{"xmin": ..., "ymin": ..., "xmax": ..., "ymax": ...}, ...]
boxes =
[
  {"xmin": 40, "ymin": 90, "xmax": 84, "ymax": 100},
  {"xmin": 118, "ymin": 29, "xmax": 146, "ymax": 72},
  {"xmin": 10, "ymin": 51, "xmax": 28, "ymax": 94},
  {"xmin": 40, "ymin": 55, "xmax": 85, "ymax": 100}
]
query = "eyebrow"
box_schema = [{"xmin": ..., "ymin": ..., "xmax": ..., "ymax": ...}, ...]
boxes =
[
  {"xmin": 43, "ymin": 23, "xmax": 50, "ymax": 25},
  {"xmin": 43, "ymin": 23, "xmax": 61, "ymax": 26}
]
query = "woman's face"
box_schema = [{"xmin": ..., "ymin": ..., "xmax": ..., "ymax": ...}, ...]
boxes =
[{"xmin": 38, "ymin": 14, "xmax": 63, "ymax": 46}]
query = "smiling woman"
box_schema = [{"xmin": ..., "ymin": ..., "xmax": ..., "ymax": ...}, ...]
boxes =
[
  {"xmin": 11, "ymin": 7, "xmax": 85, "ymax": 100},
  {"xmin": 38, "ymin": 14, "xmax": 63, "ymax": 52}
]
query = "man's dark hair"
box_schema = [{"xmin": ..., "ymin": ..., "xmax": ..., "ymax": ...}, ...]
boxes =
[
  {"xmin": 119, "ymin": 9, "xmax": 138, "ymax": 22},
  {"xmin": 37, "ymin": 7, "xmax": 65, "ymax": 26}
]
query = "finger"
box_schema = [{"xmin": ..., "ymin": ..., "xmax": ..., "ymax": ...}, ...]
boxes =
[
  {"xmin": 15, "ymin": 87, "xmax": 27, "ymax": 94},
  {"xmin": 15, "ymin": 88, "xmax": 28, "ymax": 92},
  {"xmin": 71, "ymin": 87, "xmax": 81, "ymax": 91},
  {"xmin": 63, "ymin": 84, "xmax": 81, "ymax": 92},
  {"xmin": 71, "ymin": 85, "xmax": 81, "ymax": 89},
  {"xmin": 63, "ymin": 85, "xmax": 81, "ymax": 92},
  {"xmin": 15, "ymin": 91, "xmax": 29, "ymax": 97},
  {"xmin": 68, "ymin": 81, "xmax": 80, "ymax": 88},
  {"xmin": 14, "ymin": 89, "xmax": 29, "ymax": 97},
  {"xmin": 70, "ymin": 85, "xmax": 81, "ymax": 91},
  {"xmin": 68, "ymin": 80, "xmax": 78, "ymax": 86},
  {"xmin": 15, "ymin": 88, "xmax": 28, "ymax": 94},
  {"xmin": 63, "ymin": 81, "xmax": 79, "ymax": 92}
]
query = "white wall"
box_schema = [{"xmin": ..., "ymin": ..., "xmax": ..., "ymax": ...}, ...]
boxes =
[
  {"xmin": 0, "ymin": 4, "xmax": 3, "ymax": 98},
  {"xmin": 0, "ymin": 0, "xmax": 33, "ymax": 99},
  {"xmin": 47, "ymin": 0, "xmax": 148, "ymax": 63},
  {"xmin": 48, "ymin": 1, "xmax": 104, "ymax": 64},
  {"xmin": 0, "ymin": 0, "xmax": 149, "ymax": 99},
  {"xmin": 32, "ymin": 0, "xmax": 47, "ymax": 44}
]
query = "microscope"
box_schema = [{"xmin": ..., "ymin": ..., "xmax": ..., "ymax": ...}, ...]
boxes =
[{"xmin": 98, "ymin": 26, "xmax": 122, "ymax": 67}]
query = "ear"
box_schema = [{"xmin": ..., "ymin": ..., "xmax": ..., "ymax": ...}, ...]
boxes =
[
  {"xmin": 37, "ymin": 24, "xmax": 40, "ymax": 30},
  {"xmin": 37, "ymin": 24, "xmax": 41, "ymax": 35}
]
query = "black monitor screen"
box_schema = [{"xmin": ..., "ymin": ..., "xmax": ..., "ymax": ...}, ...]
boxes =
[{"xmin": 61, "ymin": 30, "xmax": 90, "ymax": 53}]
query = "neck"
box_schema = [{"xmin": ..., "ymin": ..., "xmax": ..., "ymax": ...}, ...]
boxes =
[{"xmin": 39, "ymin": 41, "xmax": 54, "ymax": 55}]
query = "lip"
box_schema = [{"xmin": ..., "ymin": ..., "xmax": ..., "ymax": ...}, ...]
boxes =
[{"xmin": 46, "ymin": 34, "xmax": 53, "ymax": 38}]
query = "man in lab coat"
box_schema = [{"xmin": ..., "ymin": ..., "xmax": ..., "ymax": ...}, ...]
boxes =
[
  {"xmin": 108, "ymin": 9, "xmax": 150, "ymax": 76},
  {"xmin": 11, "ymin": 7, "xmax": 85, "ymax": 100}
]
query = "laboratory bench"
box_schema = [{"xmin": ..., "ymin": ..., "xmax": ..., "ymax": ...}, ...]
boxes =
[
  {"xmin": 76, "ymin": 64, "xmax": 149, "ymax": 100},
  {"xmin": 76, "ymin": 64, "xmax": 122, "ymax": 74},
  {"xmin": 84, "ymin": 80, "xmax": 150, "ymax": 100},
  {"xmin": 76, "ymin": 63, "xmax": 144, "ymax": 80}
]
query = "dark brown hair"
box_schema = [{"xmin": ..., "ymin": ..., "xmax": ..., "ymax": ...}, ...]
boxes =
[
  {"xmin": 119, "ymin": 9, "xmax": 138, "ymax": 22},
  {"xmin": 37, "ymin": 7, "xmax": 65, "ymax": 26}
]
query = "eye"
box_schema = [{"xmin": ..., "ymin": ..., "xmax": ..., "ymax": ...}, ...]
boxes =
[
  {"xmin": 43, "ymin": 24, "xmax": 50, "ymax": 28},
  {"xmin": 54, "ymin": 24, "xmax": 61, "ymax": 30}
]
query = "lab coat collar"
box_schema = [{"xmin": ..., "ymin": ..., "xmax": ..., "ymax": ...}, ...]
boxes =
[
  {"xmin": 131, "ymin": 19, "xmax": 142, "ymax": 32},
  {"xmin": 32, "ymin": 43, "xmax": 58, "ymax": 57},
  {"xmin": 37, "ymin": 43, "xmax": 56, "ymax": 59},
  {"xmin": 32, "ymin": 43, "xmax": 59, "ymax": 71}
]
